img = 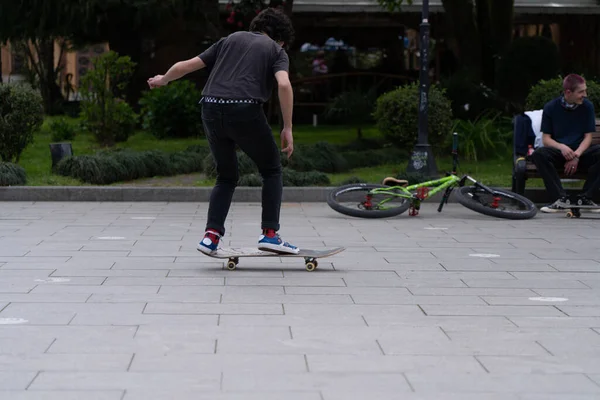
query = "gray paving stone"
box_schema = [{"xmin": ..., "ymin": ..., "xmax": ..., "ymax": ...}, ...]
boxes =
[
  {"xmin": 1, "ymin": 201, "xmax": 600, "ymax": 398},
  {"xmin": 29, "ymin": 371, "xmax": 221, "ymax": 391},
  {"xmin": 404, "ymin": 372, "xmax": 600, "ymax": 394},
  {"xmin": 306, "ymin": 354, "xmax": 484, "ymax": 373},
  {"xmin": 477, "ymin": 355, "xmax": 600, "ymax": 374},
  {"xmin": 420, "ymin": 304, "xmax": 565, "ymax": 317},
  {"xmin": 221, "ymin": 293, "xmax": 353, "ymax": 304},
  {"xmin": 144, "ymin": 303, "xmax": 284, "ymax": 315},
  {"xmin": 221, "ymin": 371, "xmax": 412, "ymax": 392},
  {"xmin": 0, "ymin": 391, "xmax": 124, "ymax": 400},
  {"xmin": 31, "ymin": 285, "xmax": 160, "ymax": 294},
  {"xmin": 103, "ymin": 277, "xmax": 224, "ymax": 286},
  {"xmin": 322, "ymin": 393, "xmax": 518, "ymax": 400},
  {"xmin": 124, "ymin": 391, "xmax": 322, "ymax": 400},
  {"xmin": 508, "ymin": 316, "xmax": 600, "ymax": 328},
  {"xmin": 0, "ymin": 354, "xmax": 132, "ymax": 371},
  {"xmin": 0, "ymin": 371, "xmax": 37, "ymax": 390},
  {"xmin": 131, "ymin": 353, "xmax": 305, "ymax": 372}
]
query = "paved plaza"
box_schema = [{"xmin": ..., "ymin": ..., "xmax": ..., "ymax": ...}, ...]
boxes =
[{"xmin": 0, "ymin": 200, "xmax": 599, "ymax": 399}]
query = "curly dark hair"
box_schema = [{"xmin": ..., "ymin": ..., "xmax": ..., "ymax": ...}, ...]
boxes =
[{"xmin": 249, "ymin": 8, "xmax": 295, "ymax": 48}]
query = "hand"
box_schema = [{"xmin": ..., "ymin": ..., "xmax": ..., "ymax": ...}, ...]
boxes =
[
  {"xmin": 564, "ymin": 158, "xmax": 579, "ymax": 176},
  {"xmin": 280, "ymin": 127, "xmax": 294, "ymax": 159},
  {"xmin": 147, "ymin": 75, "xmax": 167, "ymax": 89},
  {"xmin": 560, "ymin": 144, "xmax": 576, "ymax": 161}
]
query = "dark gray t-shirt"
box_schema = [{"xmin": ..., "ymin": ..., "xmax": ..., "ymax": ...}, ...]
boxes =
[{"xmin": 198, "ymin": 31, "xmax": 289, "ymax": 103}]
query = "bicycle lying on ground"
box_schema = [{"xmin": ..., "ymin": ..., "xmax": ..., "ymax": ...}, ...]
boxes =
[{"xmin": 327, "ymin": 133, "xmax": 538, "ymax": 220}]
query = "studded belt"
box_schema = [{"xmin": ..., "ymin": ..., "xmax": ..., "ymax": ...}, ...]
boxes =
[{"xmin": 201, "ymin": 96, "xmax": 261, "ymax": 104}]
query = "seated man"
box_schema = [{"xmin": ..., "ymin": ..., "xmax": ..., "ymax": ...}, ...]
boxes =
[{"xmin": 532, "ymin": 74, "xmax": 600, "ymax": 212}]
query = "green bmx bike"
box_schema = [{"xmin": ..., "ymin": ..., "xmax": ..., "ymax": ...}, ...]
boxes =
[{"xmin": 327, "ymin": 133, "xmax": 538, "ymax": 220}]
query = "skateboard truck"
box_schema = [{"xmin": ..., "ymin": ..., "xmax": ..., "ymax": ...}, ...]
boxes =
[{"xmin": 226, "ymin": 255, "xmax": 319, "ymax": 271}]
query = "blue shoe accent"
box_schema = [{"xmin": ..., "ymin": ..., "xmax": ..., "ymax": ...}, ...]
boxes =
[
  {"xmin": 258, "ymin": 233, "xmax": 299, "ymax": 254},
  {"xmin": 197, "ymin": 231, "xmax": 220, "ymax": 255}
]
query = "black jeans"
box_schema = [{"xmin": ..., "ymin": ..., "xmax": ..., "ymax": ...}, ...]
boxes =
[
  {"xmin": 531, "ymin": 144, "xmax": 600, "ymax": 201},
  {"xmin": 201, "ymin": 102, "xmax": 282, "ymax": 236}
]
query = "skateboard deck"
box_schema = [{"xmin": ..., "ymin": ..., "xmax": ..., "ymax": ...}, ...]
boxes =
[
  {"xmin": 562, "ymin": 197, "xmax": 600, "ymax": 218},
  {"xmin": 565, "ymin": 205, "xmax": 600, "ymax": 218},
  {"xmin": 198, "ymin": 246, "xmax": 345, "ymax": 271}
]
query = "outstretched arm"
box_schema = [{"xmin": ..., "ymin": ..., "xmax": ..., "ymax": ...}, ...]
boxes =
[{"xmin": 148, "ymin": 57, "xmax": 206, "ymax": 88}]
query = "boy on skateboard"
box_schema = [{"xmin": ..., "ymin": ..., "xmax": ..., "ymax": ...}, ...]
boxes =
[{"xmin": 147, "ymin": 8, "xmax": 299, "ymax": 255}]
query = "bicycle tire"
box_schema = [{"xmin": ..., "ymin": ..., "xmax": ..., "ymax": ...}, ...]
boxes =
[
  {"xmin": 454, "ymin": 186, "xmax": 537, "ymax": 220},
  {"xmin": 327, "ymin": 183, "xmax": 411, "ymax": 218}
]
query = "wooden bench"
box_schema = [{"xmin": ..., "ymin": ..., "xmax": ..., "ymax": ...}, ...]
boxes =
[{"xmin": 512, "ymin": 117, "xmax": 600, "ymax": 195}]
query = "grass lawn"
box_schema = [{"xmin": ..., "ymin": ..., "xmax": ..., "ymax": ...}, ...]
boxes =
[{"xmin": 15, "ymin": 116, "xmax": 573, "ymax": 189}]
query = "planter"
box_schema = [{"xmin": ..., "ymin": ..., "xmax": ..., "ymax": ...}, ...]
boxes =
[{"xmin": 49, "ymin": 143, "xmax": 73, "ymax": 170}]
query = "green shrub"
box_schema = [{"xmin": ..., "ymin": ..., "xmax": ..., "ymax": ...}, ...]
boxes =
[
  {"xmin": 284, "ymin": 142, "xmax": 348, "ymax": 173},
  {"xmin": 169, "ymin": 151, "xmax": 205, "ymax": 174},
  {"xmin": 341, "ymin": 147, "xmax": 407, "ymax": 169},
  {"xmin": 49, "ymin": 117, "xmax": 77, "ymax": 142},
  {"xmin": 56, "ymin": 147, "xmax": 206, "ymax": 185},
  {"xmin": 335, "ymin": 137, "xmax": 387, "ymax": 152},
  {"xmin": 203, "ymin": 151, "xmax": 258, "ymax": 178},
  {"xmin": 238, "ymin": 173, "xmax": 263, "ymax": 186},
  {"xmin": 526, "ymin": 76, "xmax": 600, "ymax": 114},
  {"xmin": 373, "ymin": 82, "xmax": 453, "ymax": 151},
  {"xmin": 496, "ymin": 36, "xmax": 560, "ymax": 106},
  {"xmin": 79, "ymin": 51, "xmax": 138, "ymax": 146},
  {"xmin": 185, "ymin": 144, "xmax": 211, "ymax": 158},
  {"xmin": 0, "ymin": 162, "xmax": 27, "ymax": 186},
  {"xmin": 109, "ymin": 150, "xmax": 150, "ymax": 181},
  {"xmin": 0, "ymin": 83, "xmax": 44, "ymax": 163},
  {"xmin": 139, "ymin": 80, "xmax": 204, "ymax": 139},
  {"xmin": 282, "ymin": 168, "xmax": 330, "ymax": 186},
  {"xmin": 339, "ymin": 176, "xmax": 366, "ymax": 185},
  {"xmin": 138, "ymin": 150, "xmax": 172, "ymax": 177},
  {"xmin": 449, "ymin": 111, "xmax": 512, "ymax": 162},
  {"xmin": 238, "ymin": 169, "xmax": 330, "ymax": 187}
]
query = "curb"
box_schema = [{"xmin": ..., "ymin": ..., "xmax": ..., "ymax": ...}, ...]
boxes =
[
  {"xmin": 0, "ymin": 186, "xmax": 580, "ymax": 203},
  {"xmin": 0, "ymin": 186, "xmax": 331, "ymax": 202}
]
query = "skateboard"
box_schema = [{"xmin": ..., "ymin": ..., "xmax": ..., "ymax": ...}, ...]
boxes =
[
  {"xmin": 563, "ymin": 197, "xmax": 600, "ymax": 218},
  {"xmin": 198, "ymin": 246, "xmax": 346, "ymax": 271},
  {"xmin": 565, "ymin": 205, "xmax": 600, "ymax": 218}
]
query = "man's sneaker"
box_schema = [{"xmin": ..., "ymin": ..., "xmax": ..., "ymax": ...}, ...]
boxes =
[
  {"xmin": 197, "ymin": 230, "xmax": 221, "ymax": 255},
  {"xmin": 258, "ymin": 229, "xmax": 300, "ymax": 254},
  {"xmin": 575, "ymin": 196, "xmax": 600, "ymax": 213},
  {"xmin": 540, "ymin": 196, "xmax": 568, "ymax": 213}
]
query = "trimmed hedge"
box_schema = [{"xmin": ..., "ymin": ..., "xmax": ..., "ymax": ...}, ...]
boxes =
[
  {"xmin": 238, "ymin": 168, "xmax": 330, "ymax": 187},
  {"xmin": 0, "ymin": 162, "xmax": 27, "ymax": 186},
  {"xmin": 56, "ymin": 145, "xmax": 210, "ymax": 185}
]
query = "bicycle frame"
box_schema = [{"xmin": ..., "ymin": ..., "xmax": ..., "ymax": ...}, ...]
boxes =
[{"xmin": 364, "ymin": 132, "xmax": 494, "ymax": 214}]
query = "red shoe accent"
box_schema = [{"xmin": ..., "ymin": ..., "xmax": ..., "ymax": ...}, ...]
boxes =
[{"xmin": 263, "ymin": 229, "xmax": 277, "ymax": 238}]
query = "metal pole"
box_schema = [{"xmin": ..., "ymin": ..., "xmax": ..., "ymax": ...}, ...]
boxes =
[{"xmin": 407, "ymin": 0, "xmax": 438, "ymax": 176}]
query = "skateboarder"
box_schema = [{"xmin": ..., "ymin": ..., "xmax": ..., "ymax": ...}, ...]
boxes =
[{"xmin": 147, "ymin": 8, "xmax": 299, "ymax": 255}]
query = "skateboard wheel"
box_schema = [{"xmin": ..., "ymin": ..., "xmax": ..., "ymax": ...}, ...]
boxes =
[
  {"xmin": 566, "ymin": 212, "xmax": 573, "ymax": 218},
  {"xmin": 226, "ymin": 260, "xmax": 237, "ymax": 270},
  {"xmin": 305, "ymin": 262, "xmax": 317, "ymax": 272}
]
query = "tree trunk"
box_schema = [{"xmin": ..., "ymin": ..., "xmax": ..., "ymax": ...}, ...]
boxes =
[
  {"xmin": 107, "ymin": 32, "xmax": 144, "ymax": 109},
  {"xmin": 475, "ymin": 0, "xmax": 494, "ymax": 86},
  {"xmin": 440, "ymin": 0, "xmax": 481, "ymax": 78},
  {"xmin": 489, "ymin": 0, "xmax": 514, "ymax": 61},
  {"xmin": 18, "ymin": 38, "xmax": 64, "ymax": 115}
]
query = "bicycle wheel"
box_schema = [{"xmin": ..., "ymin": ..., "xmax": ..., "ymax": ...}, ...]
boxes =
[
  {"xmin": 454, "ymin": 186, "xmax": 537, "ymax": 220},
  {"xmin": 327, "ymin": 183, "xmax": 411, "ymax": 218}
]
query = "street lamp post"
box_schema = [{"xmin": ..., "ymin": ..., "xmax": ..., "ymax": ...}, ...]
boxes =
[{"xmin": 407, "ymin": 0, "xmax": 438, "ymax": 176}]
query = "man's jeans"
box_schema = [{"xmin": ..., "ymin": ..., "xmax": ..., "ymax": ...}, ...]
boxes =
[
  {"xmin": 201, "ymin": 102, "xmax": 282, "ymax": 236},
  {"xmin": 531, "ymin": 144, "xmax": 600, "ymax": 201}
]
